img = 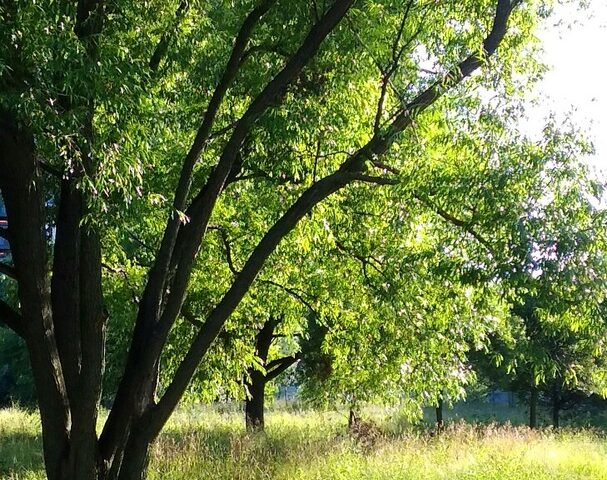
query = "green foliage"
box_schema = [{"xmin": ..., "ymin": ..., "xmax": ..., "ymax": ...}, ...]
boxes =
[{"xmin": 2, "ymin": 0, "xmax": 604, "ymax": 436}]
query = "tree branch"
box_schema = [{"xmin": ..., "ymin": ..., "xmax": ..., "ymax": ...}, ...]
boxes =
[
  {"xmin": 0, "ymin": 299, "xmax": 25, "ymax": 339},
  {"xmin": 414, "ymin": 194, "xmax": 495, "ymax": 255},
  {"xmin": 139, "ymin": 0, "xmax": 277, "ymax": 324},
  {"xmin": 126, "ymin": 229, "xmax": 155, "ymax": 254},
  {"xmin": 141, "ymin": 0, "xmax": 356, "ymax": 383},
  {"xmin": 149, "ymin": 168, "xmax": 357, "ymax": 435},
  {"xmin": 103, "ymin": 1, "xmax": 278, "ymax": 455},
  {"xmin": 149, "ymin": 0, "xmax": 190, "ymax": 72},
  {"xmin": 209, "ymin": 227, "xmax": 240, "ymax": 276},
  {"xmin": 266, "ymin": 354, "xmax": 300, "ymax": 380},
  {"xmin": 180, "ymin": 306, "xmax": 204, "ymax": 329},
  {"xmin": 342, "ymin": 0, "xmax": 518, "ymax": 172},
  {"xmin": 351, "ymin": 173, "xmax": 399, "ymax": 185},
  {"xmin": 101, "ymin": 1, "xmax": 355, "ymax": 457},
  {"xmin": 128, "ymin": 0, "xmax": 518, "ymax": 447},
  {"xmin": 374, "ymin": 0, "xmax": 418, "ymax": 131},
  {"xmin": 334, "ymin": 240, "xmax": 388, "ymax": 287},
  {"xmin": 75, "ymin": 0, "xmax": 105, "ymax": 40},
  {"xmin": 0, "ymin": 262, "xmax": 17, "ymax": 279},
  {"xmin": 259, "ymin": 279, "xmax": 318, "ymax": 314},
  {"xmin": 38, "ymin": 160, "xmax": 63, "ymax": 179}
]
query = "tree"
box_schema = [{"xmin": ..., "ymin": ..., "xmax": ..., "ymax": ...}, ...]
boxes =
[
  {"xmin": 1, "ymin": 1, "xmax": 540, "ymax": 478},
  {"xmin": 291, "ymin": 99, "xmax": 607, "ymax": 428},
  {"xmin": 464, "ymin": 127, "xmax": 607, "ymax": 428},
  {"xmin": 243, "ymin": 315, "xmax": 300, "ymax": 430}
]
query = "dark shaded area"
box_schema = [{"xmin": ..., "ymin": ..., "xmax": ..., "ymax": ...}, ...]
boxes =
[{"xmin": 0, "ymin": 430, "xmax": 44, "ymax": 477}]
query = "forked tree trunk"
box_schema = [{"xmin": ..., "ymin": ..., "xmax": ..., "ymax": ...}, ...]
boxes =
[
  {"xmin": 245, "ymin": 317, "xmax": 276, "ymax": 431},
  {"xmin": 244, "ymin": 316, "xmax": 300, "ymax": 431},
  {"xmin": 0, "ymin": 115, "xmax": 105, "ymax": 480}
]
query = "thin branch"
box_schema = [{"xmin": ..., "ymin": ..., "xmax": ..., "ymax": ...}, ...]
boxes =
[
  {"xmin": 414, "ymin": 194, "xmax": 495, "ymax": 255},
  {"xmin": 0, "ymin": 299, "xmax": 25, "ymax": 339},
  {"xmin": 334, "ymin": 240, "xmax": 387, "ymax": 280},
  {"xmin": 347, "ymin": 17, "xmax": 404, "ymax": 106},
  {"xmin": 342, "ymin": 0, "xmax": 518, "ymax": 172},
  {"xmin": 127, "ymin": 230, "xmax": 155, "ymax": 254},
  {"xmin": 370, "ymin": 160, "xmax": 400, "ymax": 175},
  {"xmin": 38, "ymin": 160, "xmax": 62, "ymax": 179},
  {"xmin": 260, "ymin": 279, "xmax": 318, "ymax": 314},
  {"xmin": 266, "ymin": 353, "xmax": 300, "ymax": 372},
  {"xmin": 241, "ymin": 43, "xmax": 291, "ymax": 64},
  {"xmin": 209, "ymin": 121, "xmax": 238, "ymax": 141},
  {"xmin": 227, "ymin": 173, "xmax": 265, "ymax": 184},
  {"xmin": 149, "ymin": 0, "xmax": 190, "ymax": 72},
  {"xmin": 374, "ymin": 0, "xmax": 415, "ymax": 131},
  {"xmin": 210, "ymin": 227, "xmax": 240, "ymax": 275},
  {"xmin": 180, "ymin": 306, "xmax": 204, "ymax": 329},
  {"xmin": 351, "ymin": 173, "xmax": 399, "ymax": 185}
]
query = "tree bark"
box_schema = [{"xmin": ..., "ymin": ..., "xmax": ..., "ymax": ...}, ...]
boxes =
[
  {"xmin": 552, "ymin": 384, "xmax": 560, "ymax": 428},
  {"xmin": 529, "ymin": 386, "xmax": 538, "ymax": 429},
  {"xmin": 244, "ymin": 316, "xmax": 300, "ymax": 431},
  {"xmin": 245, "ymin": 316, "xmax": 277, "ymax": 431},
  {"xmin": 436, "ymin": 396, "xmax": 444, "ymax": 432},
  {"xmin": 0, "ymin": 111, "xmax": 71, "ymax": 480},
  {"xmin": 245, "ymin": 371, "xmax": 267, "ymax": 431}
]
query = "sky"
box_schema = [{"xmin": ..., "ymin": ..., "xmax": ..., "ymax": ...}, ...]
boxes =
[{"xmin": 528, "ymin": 0, "xmax": 607, "ymax": 177}]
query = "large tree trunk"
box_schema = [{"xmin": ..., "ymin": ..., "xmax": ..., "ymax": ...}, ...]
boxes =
[
  {"xmin": 0, "ymin": 113, "xmax": 104, "ymax": 480},
  {"xmin": 529, "ymin": 386, "xmax": 538, "ymax": 429}
]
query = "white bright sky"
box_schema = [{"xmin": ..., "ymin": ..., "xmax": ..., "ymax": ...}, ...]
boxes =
[{"xmin": 528, "ymin": 0, "xmax": 607, "ymax": 178}]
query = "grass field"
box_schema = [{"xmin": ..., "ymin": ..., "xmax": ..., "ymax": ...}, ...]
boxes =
[{"xmin": 1, "ymin": 404, "xmax": 606, "ymax": 479}]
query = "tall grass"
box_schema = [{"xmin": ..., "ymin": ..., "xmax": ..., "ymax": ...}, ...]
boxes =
[{"xmin": 1, "ymin": 405, "xmax": 606, "ymax": 479}]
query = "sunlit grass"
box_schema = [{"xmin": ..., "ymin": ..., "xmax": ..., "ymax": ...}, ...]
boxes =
[{"xmin": 1, "ymin": 405, "xmax": 606, "ymax": 479}]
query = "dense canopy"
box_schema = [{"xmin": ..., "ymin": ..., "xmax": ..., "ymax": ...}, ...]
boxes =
[{"xmin": 1, "ymin": 1, "xmax": 605, "ymax": 480}]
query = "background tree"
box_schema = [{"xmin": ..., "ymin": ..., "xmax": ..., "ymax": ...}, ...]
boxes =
[{"xmin": 457, "ymin": 121, "xmax": 607, "ymax": 428}]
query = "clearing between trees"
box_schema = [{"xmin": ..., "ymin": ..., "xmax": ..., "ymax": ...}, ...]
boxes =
[{"xmin": 1, "ymin": 405, "xmax": 606, "ymax": 480}]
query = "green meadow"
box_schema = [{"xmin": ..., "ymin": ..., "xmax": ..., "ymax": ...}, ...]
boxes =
[{"xmin": 2, "ymin": 404, "xmax": 606, "ymax": 480}]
